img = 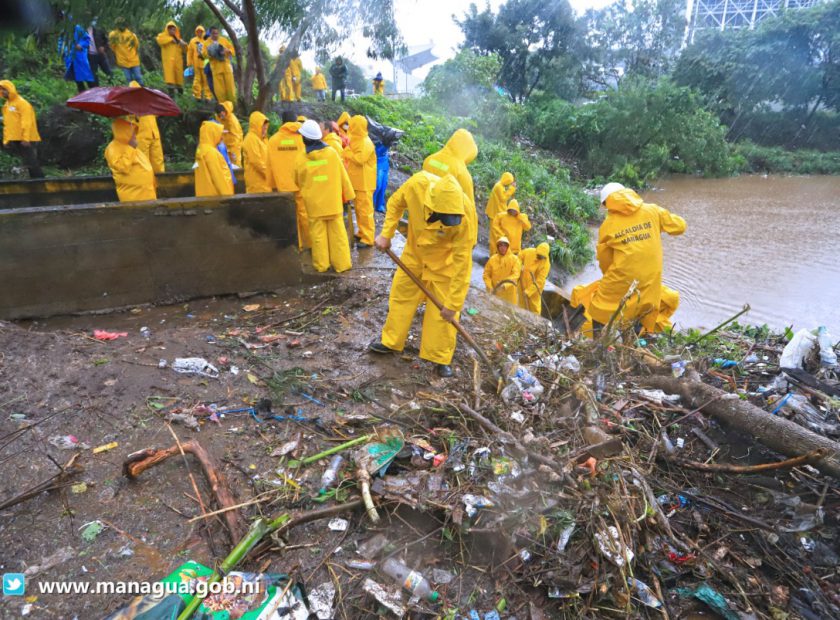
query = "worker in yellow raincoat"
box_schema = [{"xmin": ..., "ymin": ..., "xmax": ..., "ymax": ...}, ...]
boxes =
[
  {"xmin": 311, "ymin": 67, "xmax": 327, "ymax": 102},
  {"xmin": 336, "ymin": 111, "xmax": 351, "ymax": 148},
  {"xmin": 215, "ymin": 102, "xmax": 243, "ymax": 167},
  {"xmin": 321, "ymin": 122, "xmax": 343, "ymax": 155},
  {"xmin": 372, "ymin": 72, "xmax": 385, "ymax": 95},
  {"xmin": 571, "ymin": 182, "xmax": 686, "ymax": 335},
  {"xmin": 242, "ymin": 111, "xmax": 271, "ymax": 193},
  {"xmin": 344, "ymin": 115, "xmax": 377, "ymax": 248},
  {"xmin": 491, "ymin": 199, "xmax": 530, "ymax": 255},
  {"xmin": 654, "ymin": 285, "xmax": 680, "ymax": 333},
  {"xmin": 104, "ymin": 118, "xmax": 156, "ymax": 202},
  {"xmin": 194, "ymin": 120, "xmax": 233, "ymax": 197},
  {"xmin": 0, "ymin": 80, "xmax": 43, "ymax": 178},
  {"xmin": 278, "ymin": 46, "xmax": 293, "ymax": 102},
  {"xmin": 155, "ymin": 21, "xmax": 187, "ymax": 94},
  {"xmin": 187, "ymin": 26, "xmax": 211, "ymax": 100},
  {"xmin": 485, "ymin": 171, "xmax": 516, "ymax": 219},
  {"xmin": 204, "ymin": 26, "xmax": 236, "ymax": 103},
  {"xmin": 268, "ymin": 111, "xmax": 310, "ymax": 250},
  {"xmin": 422, "ymin": 128, "xmax": 479, "ymax": 285},
  {"xmin": 483, "ymin": 237, "xmax": 521, "ymax": 305},
  {"xmin": 369, "ymin": 171, "xmax": 471, "ymax": 378},
  {"xmin": 291, "ymin": 56, "xmax": 303, "ymax": 101},
  {"xmin": 127, "ymin": 81, "xmax": 164, "ymax": 173},
  {"xmin": 294, "ymin": 120, "xmax": 355, "ymax": 273},
  {"xmin": 108, "ymin": 19, "xmax": 143, "ymax": 84},
  {"xmin": 519, "ymin": 242, "xmax": 551, "ymax": 315}
]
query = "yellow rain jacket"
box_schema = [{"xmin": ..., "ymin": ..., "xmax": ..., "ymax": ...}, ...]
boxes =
[
  {"xmin": 491, "ymin": 199, "xmax": 531, "ymax": 255},
  {"xmin": 379, "ymin": 172, "xmax": 472, "ymax": 365},
  {"xmin": 580, "ymin": 188, "xmax": 686, "ymax": 331},
  {"xmin": 485, "ymin": 171, "xmax": 515, "ymax": 219},
  {"xmin": 373, "ymin": 78, "xmax": 384, "ymax": 95},
  {"xmin": 291, "ymin": 56, "xmax": 303, "ymax": 100},
  {"xmin": 279, "ymin": 48, "xmax": 294, "ymax": 101},
  {"xmin": 0, "ymin": 80, "xmax": 40, "ymax": 144},
  {"xmin": 194, "ymin": 121, "xmax": 233, "ymax": 197},
  {"xmin": 654, "ymin": 285, "xmax": 680, "ymax": 333},
  {"xmin": 218, "ymin": 101, "xmax": 243, "ymax": 166},
  {"xmin": 104, "ymin": 118, "xmax": 156, "ymax": 203},
  {"xmin": 108, "ymin": 28, "xmax": 140, "ymax": 68},
  {"xmin": 242, "ymin": 111, "xmax": 271, "ymax": 193},
  {"xmin": 294, "ymin": 142, "xmax": 355, "ymax": 272},
  {"xmin": 422, "ymin": 129, "xmax": 478, "ymax": 246},
  {"xmin": 129, "ymin": 81, "xmax": 164, "ymax": 173},
  {"xmin": 324, "ymin": 132, "xmax": 343, "ymax": 155},
  {"xmin": 188, "ymin": 26, "xmax": 211, "ymax": 100},
  {"xmin": 311, "ymin": 69, "xmax": 327, "ymax": 90},
  {"xmin": 267, "ymin": 122, "xmax": 303, "ymax": 192},
  {"xmin": 344, "ymin": 116, "xmax": 377, "ymax": 245},
  {"xmin": 336, "ymin": 111, "xmax": 351, "ymax": 147},
  {"xmin": 156, "ymin": 21, "xmax": 185, "ymax": 86},
  {"xmin": 204, "ymin": 35, "xmax": 236, "ymax": 103},
  {"xmin": 518, "ymin": 242, "xmax": 551, "ymax": 314},
  {"xmin": 483, "ymin": 240, "xmax": 521, "ymax": 305}
]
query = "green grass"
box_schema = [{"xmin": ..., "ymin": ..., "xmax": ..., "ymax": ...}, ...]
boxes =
[{"xmin": 733, "ymin": 141, "xmax": 840, "ymax": 175}]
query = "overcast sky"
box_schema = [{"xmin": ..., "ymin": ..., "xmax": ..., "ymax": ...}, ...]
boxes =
[{"xmin": 299, "ymin": 0, "xmax": 616, "ymax": 91}]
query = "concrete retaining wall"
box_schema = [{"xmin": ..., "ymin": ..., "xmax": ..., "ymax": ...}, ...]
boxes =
[
  {"xmin": 0, "ymin": 192, "xmax": 307, "ymax": 319},
  {"xmin": 0, "ymin": 170, "xmax": 245, "ymax": 209}
]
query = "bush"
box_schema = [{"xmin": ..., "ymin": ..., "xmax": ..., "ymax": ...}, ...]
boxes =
[{"xmin": 733, "ymin": 142, "xmax": 840, "ymax": 175}]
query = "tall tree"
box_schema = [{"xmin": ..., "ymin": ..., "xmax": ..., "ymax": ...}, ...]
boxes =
[
  {"xmin": 200, "ymin": 0, "xmax": 404, "ymax": 110},
  {"xmin": 457, "ymin": 0, "xmax": 579, "ymax": 103}
]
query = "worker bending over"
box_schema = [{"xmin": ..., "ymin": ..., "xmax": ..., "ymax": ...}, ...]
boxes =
[
  {"xmin": 519, "ymin": 242, "xmax": 551, "ymax": 315},
  {"xmin": 294, "ymin": 120, "xmax": 355, "ymax": 273},
  {"xmin": 242, "ymin": 111, "xmax": 271, "ymax": 193},
  {"xmin": 344, "ymin": 115, "xmax": 377, "ymax": 248},
  {"xmin": 369, "ymin": 172, "xmax": 471, "ymax": 378},
  {"xmin": 483, "ymin": 237, "xmax": 521, "ymax": 305},
  {"xmin": 194, "ymin": 121, "xmax": 233, "ymax": 197},
  {"xmin": 571, "ymin": 182, "xmax": 686, "ymax": 335},
  {"xmin": 104, "ymin": 118, "xmax": 156, "ymax": 202},
  {"xmin": 485, "ymin": 171, "xmax": 516, "ymax": 219},
  {"xmin": 491, "ymin": 199, "xmax": 530, "ymax": 255}
]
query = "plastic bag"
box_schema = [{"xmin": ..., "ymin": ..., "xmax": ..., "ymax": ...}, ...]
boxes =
[
  {"xmin": 780, "ymin": 329, "xmax": 817, "ymax": 369},
  {"xmin": 817, "ymin": 326, "xmax": 838, "ymax": 368},
  {"xmin": 172, "ymin": 357, "xmax": 219, "ymax": 378}
]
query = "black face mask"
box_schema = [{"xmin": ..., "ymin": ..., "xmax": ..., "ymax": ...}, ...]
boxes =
[{"xmin": 427, "ymin": 212, "xmax": 463, "ymax": 227}]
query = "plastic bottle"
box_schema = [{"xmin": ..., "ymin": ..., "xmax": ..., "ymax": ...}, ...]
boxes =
[
  {"xmin": 318, "ymin": 455, "xmax": 344, "ymax": 495},
  {"xmin": 380, "ymin": 558, "xmax": 439, "ymax": 603},
  {"xmin": 817, "ymin": 326, "xmax": 838, "ymax": 368}
]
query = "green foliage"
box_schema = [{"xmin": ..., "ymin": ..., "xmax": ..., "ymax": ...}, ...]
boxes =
[
  {"xmin": 422, "ymin": 50, "xmax": 502, "ymax": 116},
  {"xmin": 733, "ymin": 142, "xmax": 840, "ymax": 175},
  {"xmin": 521, "ymin": 79, "xmax": 736, "ymax": 183}
]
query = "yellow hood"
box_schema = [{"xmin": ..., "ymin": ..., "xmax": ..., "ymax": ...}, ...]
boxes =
[
  {"xmin": 0, "ymin": 80, "xmax": 18, "ymax": 100},
  {"xmin": 348, "ymin": 115, "xmax": 368, "ymax": 137},
  {"xmin": 248, "ymin": 111, "xmax": 268, "ymax": 137},
  {"xmin": 500, "ymin": 171, "xmax": 514, "ymax": 185},
  {"xmin": 280, "ymin": 121, "xmax": 301, "ymax": 134},
  {"xmin": 129, "ymin": 80, "xmax": 141, "ymax": 88},
  {"xmin": 111, "ymin": 118, "xmax": 136, "ymax": 144},
  {"xmin": 195, "ymin": 25, "xmax": 205, "ymax": 36},
  {"xmin": 221, "ymin": 101, "xmax": 235, "ymax": 116},
  {"xmin": 506, "ymin": 199, "xmax": 520, "ymax": 214},
  {"xmin": 443, "ymin": 128, "xmax": 477, "ymax": 165},
  {"xmin": 536, "ymin": 242, "xmax": 550, "ymax": 259},
  {"xmin": 604, "ymin": 187, "xmax": 643, "ymax": 215},
  {"xmin": 337, "ymin": 111, "xmax": 350, "ymax": 129},
  {"xmin": 164, "ymin": 21, "xmax": 181, "ymax": 39},
  {"xmin": 428, "ymin": 174, "xmax": 465, "ymax": 216},
  {"xmin": 296, "ymin": 115, "xmax": 307, "ymax": 123},
  {"xmin": 199, "ymin": 121, "xmax": 224, "ymax": 146},
  {"xmin": 497, "ymin": 236, "xmax": 510, "ymax": 246}
]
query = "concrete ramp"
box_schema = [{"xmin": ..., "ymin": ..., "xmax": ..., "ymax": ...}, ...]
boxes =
[{"xmin": 0, "ymin": 192, "xmax": 307, "ymax": 319}]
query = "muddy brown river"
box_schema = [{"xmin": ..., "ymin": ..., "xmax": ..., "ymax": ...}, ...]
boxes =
[{"xmin": 562, "ymin": 175, "xmax": 840, "ymax": 334}]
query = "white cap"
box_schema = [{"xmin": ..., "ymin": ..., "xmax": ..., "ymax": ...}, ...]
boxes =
[
  {"xmin": 299, "ymin": 119, "xmax": 322, "ymax": 140},
  {"xmin": 600, "ymin": 182, "xmax": 625, "ymax": 204}
]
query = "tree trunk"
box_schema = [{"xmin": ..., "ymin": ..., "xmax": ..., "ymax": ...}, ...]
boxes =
[
  {"xmin": 642, "ymin": 376, "xmax": 840, "ymax": 480},
  {"xmin": 241, "ymin": 0, "xmax": 265, "ymax": 110}
]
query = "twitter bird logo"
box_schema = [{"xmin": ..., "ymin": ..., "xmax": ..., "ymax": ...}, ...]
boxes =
[{"xmin": 3, "ymin": 573, "xmax": 25, "ymax": 596}]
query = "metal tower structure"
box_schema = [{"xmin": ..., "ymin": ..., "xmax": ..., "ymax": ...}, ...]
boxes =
[{"xmin": 686, "ymin": 0, "xmax": 823, "ymax": 43}]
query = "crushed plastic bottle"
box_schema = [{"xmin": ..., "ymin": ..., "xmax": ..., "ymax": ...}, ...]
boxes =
[
  {"xmin": 628, "ymin": 577, "xmax": 663, "ymax": 608},
  {"xmin": 319, "ymin": 455, "xmax": 344, "ymax": 495},
  {"xmin": 380, "ymin": 557, "xmax": 439, "ymax": 603},
  {"xmin": 817, "ymin": 326, "xmax": 838, "ymax": 368},
  {"xmin": 501, "ymin": 359, "xmax": 544, "ymax": 405}
]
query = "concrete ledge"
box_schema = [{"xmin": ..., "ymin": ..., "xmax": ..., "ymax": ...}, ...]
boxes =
[
  {"xmin": 0, "ymin": 170, "xmax": 246, "ymax": 208},
  {"xmin": 0, "ymin": 192, "xmax": 308, "ymax": 319}
]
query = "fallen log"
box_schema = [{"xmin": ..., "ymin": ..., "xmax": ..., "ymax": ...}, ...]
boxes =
[
  {"xmin": 123, "ymin": 440, "xmax": 244, "ymax": 540},
  {"xmin": 643, "ymin": 376, "xmax": 840, "ymax": 480}
]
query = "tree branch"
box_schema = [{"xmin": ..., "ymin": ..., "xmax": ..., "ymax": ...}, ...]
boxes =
[{"xmin": 219, "ymin": 0, "xmax": 244, "ymax": 19}]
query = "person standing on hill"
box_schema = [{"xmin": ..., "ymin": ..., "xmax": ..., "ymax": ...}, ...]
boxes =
[
  {"xmin": 104, "ymin": 118, "xmax": 156, "ymax": 202},
  {"xmin": 215, "ymin": 102, "xmax": 243, "ymax": 167},
  {"xmin": 0, "ymin": 80, "xmax": 44, "ymax": 178},
  {"xmin": 187, "ymin": 26, "xmax": 211, "ymax": 100},
  {"xmin": 129, "ymin": 81, "xmax": 164, "ymax": 173},
  {"xmin": 372, "ymin": 72, "xmax": 384, "ymax": 95},
  {"xmin": 242, "ymin": 111, "xmax": 271, "ymax": 193},
  {"xmin": 204, "ymin": 26, "xmax": 236, "ymax": 104},
  {"xmin": 291, "ymin": 55, "xmax": 303, "ymax": 101},
  {"xmin": 344, "ymin": 115, "xmax": 377, "ymax": 249},
  {"xmin": 491, "ymin": 199, "xmax": 530, "ymax": 255},
  {"xmin": 109, "ymin": 19, "xmax": 143, "ymax": 85},
  {"xmin": 156, "ymin": 21, "xmax": 187, "ymax": 96},
  {"xmin": 329, "ymin": 57, "xmax": 348, "ymax": 102},
  {"xmin": 194, "ymin": 120, "xmax": 233, "ymax": 197},
  {"xmin": 295, "ymin": 119, "xmax": 355, "ymax": 273},
  {"xmin": 485, "ymin": 171, "xmax": 516, "ymax": 219},
  {"xmin": 63, "ymin": 25, "xmax": 97, "ymax": 92},
  {"xmin": 87, "ymin": 19, "xmax": 113, "ymax": 83},
  {"xmin": 518, "ymin": 242, "xmax": 551, "ymax": 315},
  {"xmin": 311, "ymin": 67, "xmax": 327, "ymax": 102}
]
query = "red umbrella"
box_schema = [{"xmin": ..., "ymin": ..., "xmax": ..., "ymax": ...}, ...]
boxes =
[{"xmin": 66, "ymin": 86, "xmax": 181, "ymax": 117}]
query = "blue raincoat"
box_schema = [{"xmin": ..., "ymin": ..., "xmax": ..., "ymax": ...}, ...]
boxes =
[
  {"xmin": 373, "ymin": 142, "xmax": 389, "ymax": 212},
  {"xmin": 62, "ymin": 25, "xmax": 95, "ymax": 83}
]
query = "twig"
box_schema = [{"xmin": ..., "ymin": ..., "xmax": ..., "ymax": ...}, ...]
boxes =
[
  {"xmin": 0, "ymin": 453, "xmax": 82, "ymax": 511},
  {"xmin": 687, "ymin": 304, "xmax": 751, "ymax": 346},
  {"xmin": 664, "ymin": 448, "xmax": 826, "ymax": 473}
]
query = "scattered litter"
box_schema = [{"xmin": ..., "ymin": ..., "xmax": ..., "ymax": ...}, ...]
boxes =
[
  {"xmin": 780, "ymin": 328, "xmax": 817, "ymax": 369},
  {"xmin": 431, "ymin": 568, "xmax": 454, "ymax": 585},
  {"xmin": 48, "ymin": 435, "xmax": 89, "ymax": 450},
  {"xmin": 319, "ymin": 455, "xmax": 344, "ymax": 495},
  {"xmin": 79, "ymin": 520, "xmax": 105, "ymax": 543},
  {"xmin": 510, "ymin": 410, "xmax": 525, "ymax": 424},
  {"xmin": 242, "ymin": 304, "xmax": 261, "ymax": 312},
  {"xmin": 628, "ymin": 577, "xmax": 662, "ymax": 608},
  {"xmin": 308, "ymin": 581, "xmax": 335, "ymax": 619},
  {"xmin": 171, "ymin": 357, "xmax": 220, "ymax": 378},
  {"xmin": 357, "ymin": 534, "xmax": 390, "ymax": 559},
  {"xmin": 380, "ymin": 557, "xmax": 439, "ymax": 603},
  {"xmin": 328, "ymin": 518, "xmax": 349, "ymax": 531},
  {"xmin": 556, "ymin": 524, "xmax": 575, "ymax": 553},
  {"xmin": 816, "ymin": 326, "xmax": 837, "ymax": 367},
  {"xmin": 594, "ymin": 526, "xmax": 634, "ymax": 567},
  {"xmin": 462, "ymin": 494, "xmax": 494, "ymax": 518},
  {"xmin": 93, "ymin": 330, "xmax": 128, "ymax": 341},
  {"xmin": 92, "ymin": 441, "xmax": 118, "ymax": 454},
  {"xmin": 531, "ymin": 353, "xmax": 580, "ymax": 374},
  {"xmin": 24, "ymin": 547, "xmax": 75, "ymax": 577},
  {"xmin": 71, "ymin": 482, "xmax": 88, "ymax": 494},
  {"xmin": 363, "ymin": 578, "xmax": 406, "ymax": 617},
  {"xmin": 271, "ymin": 438, "xmax": 300, "ymax": 458},
  {"xmin": 675, "ymin": 584, "xmax": 740, "ymax": 620},
  {"xmin": 165, "ymin": 412, "xmax": 200, "ymax": 431},
  {"xmin": 501, "ymin": 359, "xmax": 544, "ymax": 405},
  {"xmin": 631, "ymin": 388, "xmax": 681, "ymax": 405},
  {"xmin": 345, "ymin": 559, "xmax": 375, "ymax": 570}
]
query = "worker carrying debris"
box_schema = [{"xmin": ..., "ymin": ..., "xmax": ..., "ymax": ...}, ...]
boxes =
[
  {"xmin": 571, "ymin": 182, "xmax": 686, "ymax": 335},
  {"xmin": 483, "ymin": 236, "xmax": 521, "ymax": 305},
  {"xmin": 519, "ymin": 242, "xmax": 551, "ymax": 315},
  {"xmin": 369, "ymin": 172, "xmax": 471, "ymax": 378}
]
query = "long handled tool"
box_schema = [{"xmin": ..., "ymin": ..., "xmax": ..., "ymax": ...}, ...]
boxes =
[{"xmin": 383, "ymin": 247, "xmax": 501, "ymax": 381}]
